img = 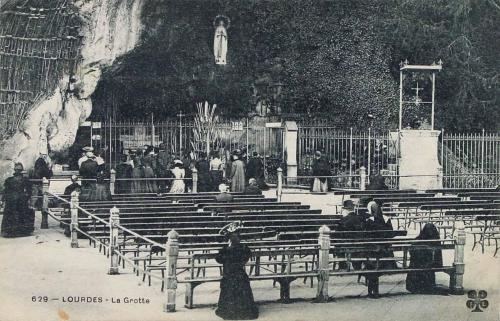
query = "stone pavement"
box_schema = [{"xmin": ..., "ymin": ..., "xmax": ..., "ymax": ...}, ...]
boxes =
[{"xmin": 0, "ymin": 192, "xmax": 498, "ymax": 321}]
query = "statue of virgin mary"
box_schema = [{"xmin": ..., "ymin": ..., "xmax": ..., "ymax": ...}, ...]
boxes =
[{"xmin": 213, "ymin": 15, "xmax": 230, "ymax": 65}]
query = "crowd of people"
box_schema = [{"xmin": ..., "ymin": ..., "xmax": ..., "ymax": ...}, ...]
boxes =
[
  {"xmin": 74, "ymin": 144, "xmax": 269, "ymax": 200},
  {"xmin": 304, "ymin": 141, "xmax": 391, "ymax": 191}
]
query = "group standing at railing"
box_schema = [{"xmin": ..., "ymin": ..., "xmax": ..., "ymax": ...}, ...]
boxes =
[{"xmin": 73, "ymin": 145, "xmax": 269, "ymax": 196}]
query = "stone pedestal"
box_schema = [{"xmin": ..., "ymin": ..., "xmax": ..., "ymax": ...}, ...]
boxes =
[
  {"xmin": 398, "ymin": 130, "xmax": 443, "ymax": 190},
  {"xmin": 284, "ymin": 121, "xmax": 298, "ymax": 182}
]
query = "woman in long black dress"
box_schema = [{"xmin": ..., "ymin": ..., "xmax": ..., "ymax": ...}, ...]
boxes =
[
  {"xmin": 215, "ymin": 222, "xmax": 259, "ymax": 320},
  {"xmin": 406, "ymin": 223, "xmax": 445, "ymax": 294},
  {"xmin": 363, "ymin": 201, "xmax": 396, "ymax": 298},
  {"xmin": 1, "ymin": 163, "xmax": 34, "ymax": 237}
]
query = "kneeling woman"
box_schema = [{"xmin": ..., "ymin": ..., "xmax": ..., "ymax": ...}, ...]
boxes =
[{"xmin": 215, "ymin": 221, "xmax": 259, "ymax": 320}]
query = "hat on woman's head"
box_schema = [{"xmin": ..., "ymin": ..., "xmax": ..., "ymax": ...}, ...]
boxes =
[
  {"xmin": 366, "ymin": 200, "xmax": 377, "ymax": 214},
  {"xmin": 219, "ymin": 221, "xmax": 242, "ymax": 236},
  {"xmin": 13, "ymin": 162, "xmax": 24, "ymax": 172},
  {"xmin": 342, "ymin": 200, "xmax": 355, "ymax": 210},
  {"xmin": 174, "ymin": 159, "xmax": 183, "ymax": 165}
]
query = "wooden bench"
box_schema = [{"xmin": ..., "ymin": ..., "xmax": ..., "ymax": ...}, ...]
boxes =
[
  {"xmin": 375, "ymin": 197, "xmax": 460, "ymax": 205},
  {"xmin": 426, "ymin": 188, "xmax": 498, "ymax": 195},
  {"xmin": 166, "ymin": 234, "xmax": 463, "ymax": 309},
  {"xmin": 469, "ymin": 215, "xmax": 500, "ymax": 254},
  {"xmin": 277, "ymin": 229, "xmax": 407, "ymax": 240},
  {"xmin": 420, "ymin": 201, "xmax": 497, "ymax": 213},
  {"xmin": 203, "ymin": 203, "xmax": 310, "ymax": 212}
]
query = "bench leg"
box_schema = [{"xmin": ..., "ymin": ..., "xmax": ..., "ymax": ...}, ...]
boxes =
[
  {"xmin": 276, "ymin": 279, "xmax": 290, "ymax": 303},
  {"xmin": 161, "ymin": 269, "xmax": 165, "ymax": 292},
  {"xmin": 367, "ymin": 276, "xmax": 379, "ymax": 298},
  {"xmin": 276, "ymin": 278, "xmax": 295, "ymax": 303},
  {"xmin": 184, "ymin": 282, "xmax": 201, "ymax": 309}
]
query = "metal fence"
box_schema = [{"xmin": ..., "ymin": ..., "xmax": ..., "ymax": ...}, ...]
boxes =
[
  {"xmin": 92, "ymin": 119, "xmax": 284, "ymax": 180},
  {"xmin": 89, "ymin": 118, "xmax": 499, "ymax": 189},
  {"xmin": 441, "ymin": 131, "xmax": 500, "ymax": 188},
  {"xmin": 297, "ymin": 124, "xmax": 398, "ymax": 178}
]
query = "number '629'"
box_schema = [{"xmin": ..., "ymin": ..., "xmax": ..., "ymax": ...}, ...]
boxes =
[{"xmin": 32, "ymin": 296, "xmax": 48, "ymax": 302}]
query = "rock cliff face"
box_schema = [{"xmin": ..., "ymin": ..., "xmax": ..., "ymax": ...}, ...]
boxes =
[{"xmin": 0, "ymin": 0, "xmax": 144, "ymax": 186}]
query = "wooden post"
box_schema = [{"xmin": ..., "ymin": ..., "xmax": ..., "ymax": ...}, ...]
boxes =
[
  {"xmin": 164, "ymin": 230, "xmax": 179, "ymax": 312},
  {"xmin": 450, "ymin": 226, "xmax": 465, "ymax": 294},
  {"xmin": 70, "ymin": 191, "xmax": 79, "ymax": 248},
  {"xmin": 41, "ymin": 177, "xmax": 49, "ymax": 229},
  {"xmin": 192, "ymin": 168, "xmax": 198, "ymax": 193},
  {"xmin": 316, "ymin": 225, "xmax": 331, "ymax": 302},
  {"xmin": 110, "ymin": 169, "xmax": 116, "ymax": 195},
  {"xmin": 108, "ymin": 206, "xmax": 120, "ymax": 275},
  {"xmin": 359, "ymin": 166, "xmax": 366, "ymax": 191},
  {"xmin": 276, "ymin": 167, "xmax": 283, "ymax": 202}
]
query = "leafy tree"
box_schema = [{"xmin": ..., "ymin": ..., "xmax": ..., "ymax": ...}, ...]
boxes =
[{"xmin": 91, "ymin": 0, "xmax": 499, "ymax": 132}]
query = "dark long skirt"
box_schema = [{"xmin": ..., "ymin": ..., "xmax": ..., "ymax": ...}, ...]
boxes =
[
  {"xmin": 215, "ymin": 274, "xmax": 259, "ymax": 320},
  {"xmin": 210, "ymin": 170, "xmax": 223, "ymax": 191},
  {"xmin": 79, "ymin": 182, "xmax": 97, "ymax": 202},
  {"xmin": 406, "ymin": 247, "xmax": 442, "ymax": 294},
  {"xmin": 1, "ymin": 200, "xmax": 34, "ymax": 237}
]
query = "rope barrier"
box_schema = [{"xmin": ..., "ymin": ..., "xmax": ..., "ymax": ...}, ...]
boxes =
[
  {"xmin": 47, "ymin": 192, "xmax": 110, "ymax": 226},
  {"xmin": 74, "ymin": 227, "xmax": 109, "ymax": 249},
  {"xmin": 113, "ymin": 250, "xmax": 165, "ymax": 282},
  {"xmin": 48, "ymin": 191, "xmax": 166, "ymax": 250},
  {"xmin": 45, "ymin": 210, "xmax": 70, "ymax": 226},
  {"xmin": 114, "ymin": 224, "xmax": 167, "ymax": 251}
]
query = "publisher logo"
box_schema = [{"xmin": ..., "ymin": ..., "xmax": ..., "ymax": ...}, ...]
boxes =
[{"xmin": 466, "ymin": 290, "xmax": 488, "ymax": 312}]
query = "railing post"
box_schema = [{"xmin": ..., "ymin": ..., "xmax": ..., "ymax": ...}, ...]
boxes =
[
  {"xmin": 110, "ymin": 169, "xmax": 116, "ymax": 195},
  {"xmin": 367, "ymin": 127, "xmax": 371, "ymax": 180},
  {"xmin": 108, "ymin": 206, "xmax": 120, "ymax": 275},
  {"xmin": 481, "ymin": 129, "xmax": 485, "ymax": 188},
  {"xmin": 276, "ymin": 167, "xmax": 283, "ymax": 202},
  {"xmin": 316, "ymin": 225, "xmax": 331, "ymax": 302},
  {"xmin": 437, "ymin": 165, "xmax": 443, "ymax": 189},
  {"xmin": 192, "ymin": 168, "xmax": 198, "ymax": 193},
  {"xmin": 70, "ymin": 191, "xmax": 79, "ymax": 248},
  {"xmin": 41, "ymin": 177, "xmax": 49, "ymax": 229},
  {"xmin": 164, "ymin": 230, "xmax": 179, "ymax": 312},
  {"xmin": 359, "ymin": 166, "xmax": 366, "ymax": 191},
  {"xmin": 450, "ymin": 226, "xmax": 465, "ymax": 294}
]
